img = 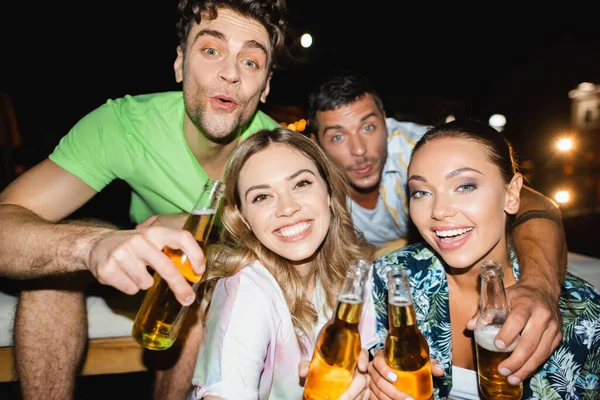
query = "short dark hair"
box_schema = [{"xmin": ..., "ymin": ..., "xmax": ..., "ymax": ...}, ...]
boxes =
[
  {"xmin": 307, "ymin": 69, "xmax": 385, "ymax": 134},
  {"xmin": 176, "ymin": 0, "xmax": 290, "ymax": 70}
]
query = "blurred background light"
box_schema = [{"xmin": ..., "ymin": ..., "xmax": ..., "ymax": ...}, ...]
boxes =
[
  {"xmin": 300, "ymin": 33, "xmax": 313, "ymax": 48},
  {"xmin": 488, "ymin": 114, "xmax": 507, "ymax": 131},
  {"xmin": 555, "ymin": 190, "xmax": 570, "ymax": 203},
  {"xmin": 557, "ymin": 138, "xmax": 573, "ymax": 151}
]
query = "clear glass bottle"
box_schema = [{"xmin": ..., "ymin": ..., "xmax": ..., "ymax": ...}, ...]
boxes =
[
  {"xmin": 474, "ymin": 260, "xmax": 523, "ymax": 399},
  {"xmin": 302, "ymin": 259, "xmax": 371, "ymax": 400},
  {"xmin": 132, "ymin": 178, "xmax": 224, "ymax": 350},
  {"xmin": 383, "ymin": 267, "xmax": 433, "ymax": 400}
]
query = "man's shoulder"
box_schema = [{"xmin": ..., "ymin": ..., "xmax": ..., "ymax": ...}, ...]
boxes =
[
  {"xmin": 386, "ymin": 118, "xmax": 430, "ymax": 140},
  {"xmin": 101, "ymin": 91, "xmax": 183, "ymax": 115},
  {"xmin": 384, "ymin": 119, "xmax": 430, "ymax": 160},
  {"xmin": 76, "ymin": 91, "xmax": 182, "ymax": 129},
  {"xmin": 240, "ymin": 110, "xmax": 280, "ymax": 140}
]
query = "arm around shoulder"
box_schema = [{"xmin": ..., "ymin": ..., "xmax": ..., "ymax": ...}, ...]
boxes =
[{"xmin": 512, "ymin": 185, "xmax": 567, "ymax": 293}]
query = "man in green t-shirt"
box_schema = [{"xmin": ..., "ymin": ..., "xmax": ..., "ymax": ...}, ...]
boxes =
[{"xmin": 0, "ymin": 1, "xmax": 287, "ymax": 399}]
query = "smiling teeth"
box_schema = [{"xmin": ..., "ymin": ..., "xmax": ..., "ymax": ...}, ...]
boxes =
[
  {"xmin": 436, "ymin": 227, "xmax": 473, "ymax": 237},
  {"xmin": 276, "ymin": 221, "xmax": 312, "ymax": 238}
]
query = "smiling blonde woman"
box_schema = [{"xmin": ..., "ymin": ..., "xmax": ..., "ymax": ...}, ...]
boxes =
[{"xmin": 189, "ymin": 127, "xmax": 379, "ymax": 399}]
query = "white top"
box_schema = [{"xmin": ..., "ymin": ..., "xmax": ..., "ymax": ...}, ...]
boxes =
[
  {"xmin": 189, "ymin": 260, "xmax": 379, "ymax": 400},
  {"xmin": 348, "ymin": 119, "xmax": 429, "ymax": 248},
  {"xmin": 448, "ymin": 366, "xmax": 480, "ymax": 399}
]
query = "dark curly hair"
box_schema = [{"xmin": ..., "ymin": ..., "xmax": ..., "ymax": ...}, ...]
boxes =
[{"xmin": 175, "ymin": 0, "xmax": 290, "ymax": 70}]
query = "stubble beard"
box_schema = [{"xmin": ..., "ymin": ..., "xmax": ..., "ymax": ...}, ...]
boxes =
[
  {"xmin": 345, "ymin": 157, "xmax": 381, "ymax": 194},
  {"xmin": 183, "ymin": 85, "xmax": 256, "ymax": 145},
  {"xmin": 348, "ymin": 175, "xmax": 382, "ymax": 195}
]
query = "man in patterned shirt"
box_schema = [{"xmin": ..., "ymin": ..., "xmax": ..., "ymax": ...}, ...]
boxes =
[{"xmin": 306, "ymin": 69, "xmax": 571, "ymax": 387}]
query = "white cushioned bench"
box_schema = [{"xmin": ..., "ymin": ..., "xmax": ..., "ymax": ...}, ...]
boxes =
[
  {"xmin": 0, "ymin": 289, "xmax": 146, "ymax": 382},
  {"xmin": 1, "ymin": 252, "xmax": 599, "ymax": 382}
]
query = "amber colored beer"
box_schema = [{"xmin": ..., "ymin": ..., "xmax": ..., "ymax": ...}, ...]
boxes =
[
  {"xmin": 384, "ymin": 297, "xmax": 433, "ymax": 400},
  {"xmin": 132, "ymin": 210, "xmax": 216, "ymax": 350},
  {"xmin": 475, "ymin": 325, "xmax": 522, "ymax": 399},
  {"xmin": 302, "ymin": 297, "xmax": 363, "ymax": 400}
]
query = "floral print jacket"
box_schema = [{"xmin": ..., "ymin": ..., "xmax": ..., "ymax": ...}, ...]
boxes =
[{"xmin": 372, "ymin": 243, "xmax": 600, "ymax": 400}]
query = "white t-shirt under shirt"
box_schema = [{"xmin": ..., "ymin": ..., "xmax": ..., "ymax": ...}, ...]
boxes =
[
  {"xmin": 347, "ymin": 119, "xmax": 429, "ymax": 248},
  {"xmin": 189, "ymin": 260, "xmax": 380, "ymax": 400},
  {"xmin": 448, "ymin": 366, "xmax": 480, "ymax": 399}
]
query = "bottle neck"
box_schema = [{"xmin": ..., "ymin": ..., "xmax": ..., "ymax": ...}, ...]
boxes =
[
  {"xmin": 335, "ymin": 299, "xmax": 363, "ymax": 325},
  {"xmin": 334, "ymin": 259, "xmax": 370, "ymax": 325},
  {"xmin": 388, "ymin": 299, "xmax": 418, "ymax": 328},
  {"xmin": 186, "ymin": 179, "xmax": 224, "ymax": 244},
  {"xmin": 183, "ymin": 210, "xmax": 217, "ymax": 245},
  {"xmin": 481, "ymin": 277, "xmax": 509, "ymax": 313}
]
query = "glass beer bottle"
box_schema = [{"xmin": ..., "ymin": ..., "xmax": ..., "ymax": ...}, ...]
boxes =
[
  {"xmin": 474, "ymin": 260, "xmax": 523, "ymax": 399},
  {"xmin": 383, "ymin": 267, "xmax": 434, "ymax": 400},
  {"xmin": 302, "ymin": 259, "xmax": 371, "ymax": 400},
  {"xmin": 132, "ymin": 178, "xmax": 224, "ymax": 351}
]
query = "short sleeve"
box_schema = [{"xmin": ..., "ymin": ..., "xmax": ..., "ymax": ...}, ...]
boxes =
[
  {"xmin": 190, "ymin": 271, "xmax": 275, "ymax": 400},
  {"xmin": 49, "ymin": 102, "xmax": 128, "ymax": 191}
]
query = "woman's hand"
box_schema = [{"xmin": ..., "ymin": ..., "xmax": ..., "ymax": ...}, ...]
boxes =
[
  {"xmin": 339, "ymin": 348, "xmax": 371, "ymax": 400},
  {"xmin": 298, "ymin": 348, "xmax": 371, "ymax": 400},
  {"xmin": 368, "ymin": 349, "xmax": 444, "ymax": 400}
]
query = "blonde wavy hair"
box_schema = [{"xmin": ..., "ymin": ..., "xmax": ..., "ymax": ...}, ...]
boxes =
[{"xmin": 198, "ymin": 127, "xmax": 373, "ymax": 355}]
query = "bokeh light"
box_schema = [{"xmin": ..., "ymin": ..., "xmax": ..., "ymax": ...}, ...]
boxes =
[
  {"xmin": 555, "ymin": 190, "xmax": 570, "ymax": 203},
  {"xmin": 300, "ymin": 33, "xmax": 313, "ymax": 48},
  {"xmin": 557, "ymin": 138, "xmax": 573, "ymax": 151}
]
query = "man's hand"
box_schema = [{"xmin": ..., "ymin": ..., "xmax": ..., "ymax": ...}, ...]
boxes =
[
  {"xmin": 298, "ymin": 349, "xmax": 371, "ymax": 400},
  {"xmin": 466, "ymin": 283, "xmax": 562, "ymax": 386},
  {"xmin": 136, "ymin": 213, "xmax": 189, "ymax": 230},
  {"xmin": 87, "ymin": 226, "xmax": 205, "ymax": 305},
  {"xmin": 368, "ymin": 349, "xmax": 443, "ymax": 399}
]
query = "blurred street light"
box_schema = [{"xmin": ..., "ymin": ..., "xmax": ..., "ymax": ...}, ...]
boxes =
[
  {"xmin": 300, "ymin": 33, "xmax": 313, "ymax": 48},
  {"xmin": 489, "ymin": 114, "xmax": 506, "ymax": 131},
  {"xmin": 555, "ymin": 190, "xmax": 570, "ymax": 204},
  {"xmin": 557, "ymin": 138, "xmax": 573, "ymax": 151}
]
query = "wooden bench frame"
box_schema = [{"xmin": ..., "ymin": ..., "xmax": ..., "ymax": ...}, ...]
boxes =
[{"xmin": 0, "ymin": 336, "xmax": 147, "ymax": 383}]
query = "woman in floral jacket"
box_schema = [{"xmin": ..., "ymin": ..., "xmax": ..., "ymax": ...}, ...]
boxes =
[{"xmin": 368, "ymin": 120, "xmax": 600, "ymax": 399}]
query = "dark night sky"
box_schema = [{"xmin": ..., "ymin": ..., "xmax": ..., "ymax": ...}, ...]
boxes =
[
  {"xmin": 2, "ymin": 2, "xmax": 600, "ymax": 168},
  {"xmin": 2, "ymin": 2, "xmax": 599, "ymax": 254}
]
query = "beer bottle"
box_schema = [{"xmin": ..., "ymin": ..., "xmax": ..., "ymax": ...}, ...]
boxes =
[
  {"xmin": 474, "ymin": 260, "xmax": 523, "ymax": 399},
  {"xmin": 302, "ymin": 259, "xmax": 371, "ymax": 400},
  {"xmin": 383, "ymin": 267, "xmax": 434, "ymax": 400},
  {"xmin": 132, "ymin": 178, "xmax": 224, "ymax": 350}
]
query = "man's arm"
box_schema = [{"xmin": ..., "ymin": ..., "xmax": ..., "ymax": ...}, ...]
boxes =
[
  {"xmin": 493, "ymin": 184, "xmax": 566, "ymax": 385},
  {"xmin": 0, "ymin": 159, "xmax": 204, "ymax": 305},
  {"xmin": 513, "ymin": 185, "xmax": 567, "ymax": 292}
]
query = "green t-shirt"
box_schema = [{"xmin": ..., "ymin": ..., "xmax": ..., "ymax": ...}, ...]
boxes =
[{"xmin": 49, "ymin": 91, "xmax": 279, "ymax": 224}]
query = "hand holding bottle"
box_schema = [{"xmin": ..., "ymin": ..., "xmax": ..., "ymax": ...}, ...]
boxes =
[
  {"xmin": 131, "ymin": 178, "xmax": 224, "ymax": 350},
  {"xmin": 299, "ymin": 348, "xmax": 371, "ymax": 400},
  {"xmin": 88, "ymin": 225, "xmax": 205, "ymax": 304},
  {"xmin": 368, "ymin": 349, "xmax": 445, "ymax": 399},
  {"xmin": 474, "ymin": 260, "xmax": 523, "ymax": 399},
  {"xmin": 302, "ymin": 259, "xmax": 371, "ymax": 399}
]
